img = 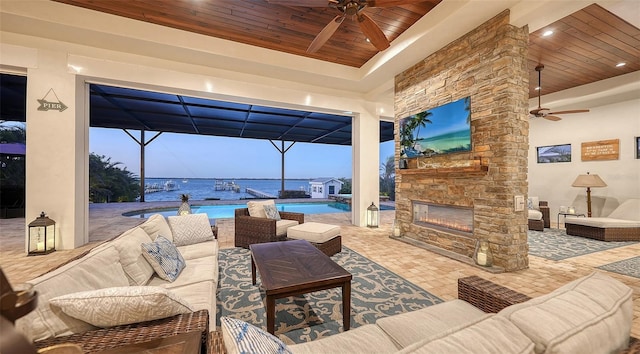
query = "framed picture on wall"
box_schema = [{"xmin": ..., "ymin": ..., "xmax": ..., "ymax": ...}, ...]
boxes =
[
  {"xmin": 636, "ymin": 137, "xmax": 640, "ymax": 159},
  {"xmin": 536, "ymin": 143, "xmax": 571, "ymax": 163}
]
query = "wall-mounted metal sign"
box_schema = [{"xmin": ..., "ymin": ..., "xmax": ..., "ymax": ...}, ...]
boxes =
[{"xmin": 37, "ymin": 88, "xmax": 68, "ymax": 112}]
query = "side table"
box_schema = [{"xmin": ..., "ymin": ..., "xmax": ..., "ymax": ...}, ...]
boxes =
[{"xmin": 557, "ymin": 212, "xmax": 586, "ymax": 228}]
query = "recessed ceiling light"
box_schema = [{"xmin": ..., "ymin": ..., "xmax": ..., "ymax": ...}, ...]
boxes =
[
  {"xmin": 542, "ymin": 30, "xmax": 553, "ymax": 37},
  {"xmin": 616, "ymin": 62, "xmax": 626, "ymax": 67}
]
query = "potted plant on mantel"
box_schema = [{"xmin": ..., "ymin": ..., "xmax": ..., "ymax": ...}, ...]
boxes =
[{"xmin": 178, "ymin": 193, "xmax": 192, "ymax": 216}]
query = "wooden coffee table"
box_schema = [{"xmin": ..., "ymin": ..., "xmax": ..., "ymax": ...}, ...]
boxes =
[{"xmin": 249, "ymin": 239, "xmax": 352, "ymax": 335}]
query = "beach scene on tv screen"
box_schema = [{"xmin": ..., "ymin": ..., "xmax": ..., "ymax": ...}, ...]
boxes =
[{"xmin": 400, "ymin": 96, "xmax": 471, "ymax": 158}]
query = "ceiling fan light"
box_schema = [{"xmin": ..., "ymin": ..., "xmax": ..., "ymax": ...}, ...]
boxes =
[{"xmin": 535, "ymin": 86, "xmax": 541, "ymax": 91}]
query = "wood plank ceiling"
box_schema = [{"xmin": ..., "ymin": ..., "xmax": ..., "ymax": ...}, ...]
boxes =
[{"xmin": 53, "ymin": 0, "xmax": 640, "ymax": 99}]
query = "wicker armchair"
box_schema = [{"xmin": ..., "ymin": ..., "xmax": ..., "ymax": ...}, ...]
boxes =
[
  {"xmin": 234, "ymin": 208, "xmax": 304, "ymax": 248},
  {"xmin": 528, "ymin": 201, "xmax": 550, "ymax": 231}
]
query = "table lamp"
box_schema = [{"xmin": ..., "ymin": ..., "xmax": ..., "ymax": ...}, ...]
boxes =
[{"xmin": 571, "ymin": 172, "xmax": 607, "ymax": 217}]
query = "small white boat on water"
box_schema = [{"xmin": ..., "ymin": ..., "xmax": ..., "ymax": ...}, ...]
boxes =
[
  {"xmin": 164, "ymin": 180, "xmax": 179, "ymax": 191},
  {"xmin": 214, "ymin": 179, "xmax": 241, "ymax": 192}
]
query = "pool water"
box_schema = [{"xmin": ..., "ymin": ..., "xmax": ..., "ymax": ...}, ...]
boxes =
[{"xmin": 125, "ymin": 202, "xmax": 393, "ymax": 219}]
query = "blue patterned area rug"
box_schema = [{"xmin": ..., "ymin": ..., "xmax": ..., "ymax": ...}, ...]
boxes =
[
  {"xmin": 598, "ymin": 256, "xmax": 640, "ymax": 279},
  {"xmin": 528, "ymin": 228, "xmax": 637, "ymax": 261},
  {"xmin": 215, "ymin": 247, "xmax": 442, "ymax": 343}
]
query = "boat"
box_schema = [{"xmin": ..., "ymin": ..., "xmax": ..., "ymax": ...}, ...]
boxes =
[
  {"xmin": 214, "ymin": 179, "xmax": 241, "ymax": 192},
  {"xmin": 182, "ymin": 179, "xmax": 188, "ymax": 183},
  {"xmin": 164, "ymin": 180, "xmax": 179, "ymax": 191}
]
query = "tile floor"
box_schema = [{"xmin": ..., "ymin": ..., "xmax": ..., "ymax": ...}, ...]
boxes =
[{"xmin": 1, "ymin": 201, "xmax": 638, "ymax": 338}]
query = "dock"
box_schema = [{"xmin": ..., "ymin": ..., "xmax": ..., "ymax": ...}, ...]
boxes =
[{"xmin": 246, "ymin": 188, "xmax": 277, "ymax": 199}]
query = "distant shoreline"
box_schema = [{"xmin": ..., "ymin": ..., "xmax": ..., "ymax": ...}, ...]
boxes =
[{"xmin": 146, "ymin": 177, "xmax": 351, "ymax": 181}]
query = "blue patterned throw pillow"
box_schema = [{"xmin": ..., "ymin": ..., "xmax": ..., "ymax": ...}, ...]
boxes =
[
  {"xmin": 263, "ymin": 204, "xmax": 281, "ymax": 221},
  {"xmin": 220, "ymin": 317, "xmax": 292, "ymax": 354},
  {"xmin": 141, "ymin": 235, "xmax": 186, "ymax": 282}
]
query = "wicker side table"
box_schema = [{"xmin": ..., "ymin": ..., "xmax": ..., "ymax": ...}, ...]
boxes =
[{"xmin": 458, "ymin": 276, "xmax": 531, "ymax": 313}]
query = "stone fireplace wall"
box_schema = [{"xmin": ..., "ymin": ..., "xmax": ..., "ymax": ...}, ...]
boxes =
[{"xmin": 394, "ymin": 10, "xmax": 530, "ymax": 272}]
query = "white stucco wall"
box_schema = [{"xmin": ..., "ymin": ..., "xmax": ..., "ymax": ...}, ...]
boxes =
[{"xmin": 528, "ymin": 98, "xmax": 640, "ymax": 221}]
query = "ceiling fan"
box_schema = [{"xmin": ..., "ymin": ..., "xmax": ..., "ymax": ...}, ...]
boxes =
[
  {"xmin": 530, "ymin": 64, "xmax": 589, "ymax": 121},
  {"xmin": 268, "ymin": 0, "xmax": 427, "ymax": 53}
]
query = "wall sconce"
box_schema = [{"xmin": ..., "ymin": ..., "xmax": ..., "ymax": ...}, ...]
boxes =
[
  {"xmin": 367, "ymin": 202, "xmax": 379, "ymax": 228},
  {"xmin": 571, "ymin": 172, "xmax": 607, "ymax": 217},
  {"xmin": 474, "ymin": 239, "xmax": 493, "ymax": 267},
  {"xmin": 28, "ymin": 212, "xmax": 56, "ymax": 256}
]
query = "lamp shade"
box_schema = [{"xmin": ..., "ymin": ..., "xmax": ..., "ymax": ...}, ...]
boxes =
[{"xmin": 571, "ymin": 173, "xmax": 607, "ymax": 188}]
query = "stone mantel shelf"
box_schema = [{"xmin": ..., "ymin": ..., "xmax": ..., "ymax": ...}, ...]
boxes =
[{"xmin": 398, "ymin": 163, "xmax": 488, "ymax": 177}]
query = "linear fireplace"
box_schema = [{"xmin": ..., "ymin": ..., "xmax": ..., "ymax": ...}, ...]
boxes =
[{"xmin": 412, "ymin": 201, "xmax": 473, "ymax": 236}]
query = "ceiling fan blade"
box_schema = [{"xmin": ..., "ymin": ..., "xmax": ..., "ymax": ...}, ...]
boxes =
[
  {"xmin": 547, "ymin": 109, "xmax": 590, "ymax": 115},
  {"xmin": 266, "ymin": 0, "xmax": 333, "ymax": 7},
  {"xmin": 543, "ymin": 115, "xmax": 562, "ymax": 121},
  {"xmin": 367, "ymin": 0, "xmax": 430, "ymax": 7},
  {"xmin": 357, "ymin": 12, "xmax": 390, "ymax": 51},
  {"xmin": 307, "ymin": 15, "xmax": 345, "ymax": 53}
]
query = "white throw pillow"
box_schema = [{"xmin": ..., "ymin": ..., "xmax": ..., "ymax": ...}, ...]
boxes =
[
  {"xmin": 527, "ymin": 197, "xmax": 540, "ymax": 210},
  {"xmin": 220, "ymin": 317, "xmax": 292, "ymax": 354},
  {"xmin": 263, "ymin": 204, "xmax": 281, "ymax": 220},
  {"xmin": 167, "ymin": 213, "xmax": 214, "ymax": 246},
  {"xmin": 49, "ymin": 286, "xmax": 193, "ymax": 328},
  {"xmin": 247, "ymin": 200, "xmax": 276, "ymax": 218},
  {"xmin": 141, "ymin": 236, "xmax": 186, "ymax": 282},
  {"xmin": 111, "ymin": 227, "xmax": 155, "ymax": 286},
  {"xmin": 139, "ymin": 214, "xmax": 174, "ymax": 242}
]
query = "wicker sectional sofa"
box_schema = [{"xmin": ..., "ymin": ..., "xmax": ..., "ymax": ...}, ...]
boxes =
[
  {"xmin": 220, "ymin": 272, "xmax": 634, "ymax": 354},
  {"xmin": 565, "ymin": 198, "xmax": 640, "ymax": 241},
  {"xmin": 17, "ymin": 213, "xmax": 218, "ymax": 353}
]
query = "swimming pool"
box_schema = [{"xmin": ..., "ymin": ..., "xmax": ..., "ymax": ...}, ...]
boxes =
[{"xmin": 124, "ymin": 202, "xmax": 393, "ymax": 219}]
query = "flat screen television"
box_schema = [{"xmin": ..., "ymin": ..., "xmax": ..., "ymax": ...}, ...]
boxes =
[{"xmin": 400, "ymin": 96, "xmax": 471, "ymax": 158}]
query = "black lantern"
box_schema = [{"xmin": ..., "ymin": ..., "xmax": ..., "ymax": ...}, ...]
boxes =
[
  {"xmin": 367, "ymin": 202, "xmax": 379, "ymax": 228},
  {"xmin": 28, "ymin": 212, "xmax": 56, "ymax": 256}
]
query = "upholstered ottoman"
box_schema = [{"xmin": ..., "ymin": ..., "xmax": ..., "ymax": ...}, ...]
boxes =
[{"xmin": 286, "ymin": 222, "xmax": 342, "ymax": 256}]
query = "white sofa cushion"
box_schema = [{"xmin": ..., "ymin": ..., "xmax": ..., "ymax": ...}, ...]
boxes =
[
  {"xmin": 167, "ymin": 213, "xmax": 214, "ymax": 246},
  {"xmin": 376, "ymin": 299, "xmax": 486, "ymax": 348},
  {"xmin": 287, "ymin": 222, "xmax": 340, "ymax": 243},
  {"xmin": 16, "ymin": 245, "xmax": 130, "ymax": 342},
  {"xmin": 148, "ymin": 255, "xmax": 218, "ymax": 290},
  {"xmin": 398, "ymin": 316, "xmax": 534, "ymax": 354},
  {"xmin": 498, "ymin": 272, "xmax": 633, "ymax": 354},
  {"xmin": 565, "ymin": 217, "xmax": 640, "ymax": 228},
  {"xmin": 178, "ymin": 239, "xmax": 219, "ymax": 261},
  {"xmin": 247, "ymin": 200, "xmax": 275, "ymax": 218},
  {"xmin": 49, "ymin": 286, "xmax": 193, "ymax": 328},
  {"xmin": 607, "ymin": 198, "xmax": 640, "ymax": 220},
  {"xmin": 111, "ymin": 227, "xmax": 155, "ymax": 285},
  {"xmin": 527, "ymin": 209, "xmax": 543, "ymax": 221},
  {"xmin": 139, "ymin": 213, "xmax": 174, "ymax": 242},
  {"xmin": 141, "ymin": 236, "xmax": 186, "ymax": 282},
  {"xmin": 221, "ymin": 317, "xmax": 292, "ymax": 354},
  {"xmin": 276, "ymin": 219, "xmax": 299, "ymax": 237},
  {"xmin": 289, "ymin": 323, "xmax": 400, "ymax": 354}
]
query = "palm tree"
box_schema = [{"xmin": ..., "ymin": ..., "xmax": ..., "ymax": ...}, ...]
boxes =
[
  {"xmin": 379, "ymin": 155, "xmax": 395, "ymax": 201},
  {"xmin": 412, "ymin": 111, "xmax": 433, "ymax": 140},
  {"xmin": 464, "ymin": 96, "xmax": 471, "ymax": 124},
  {"xmin": 89, "ymin": 153, "xmax": 139, "ymax": 202}
]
